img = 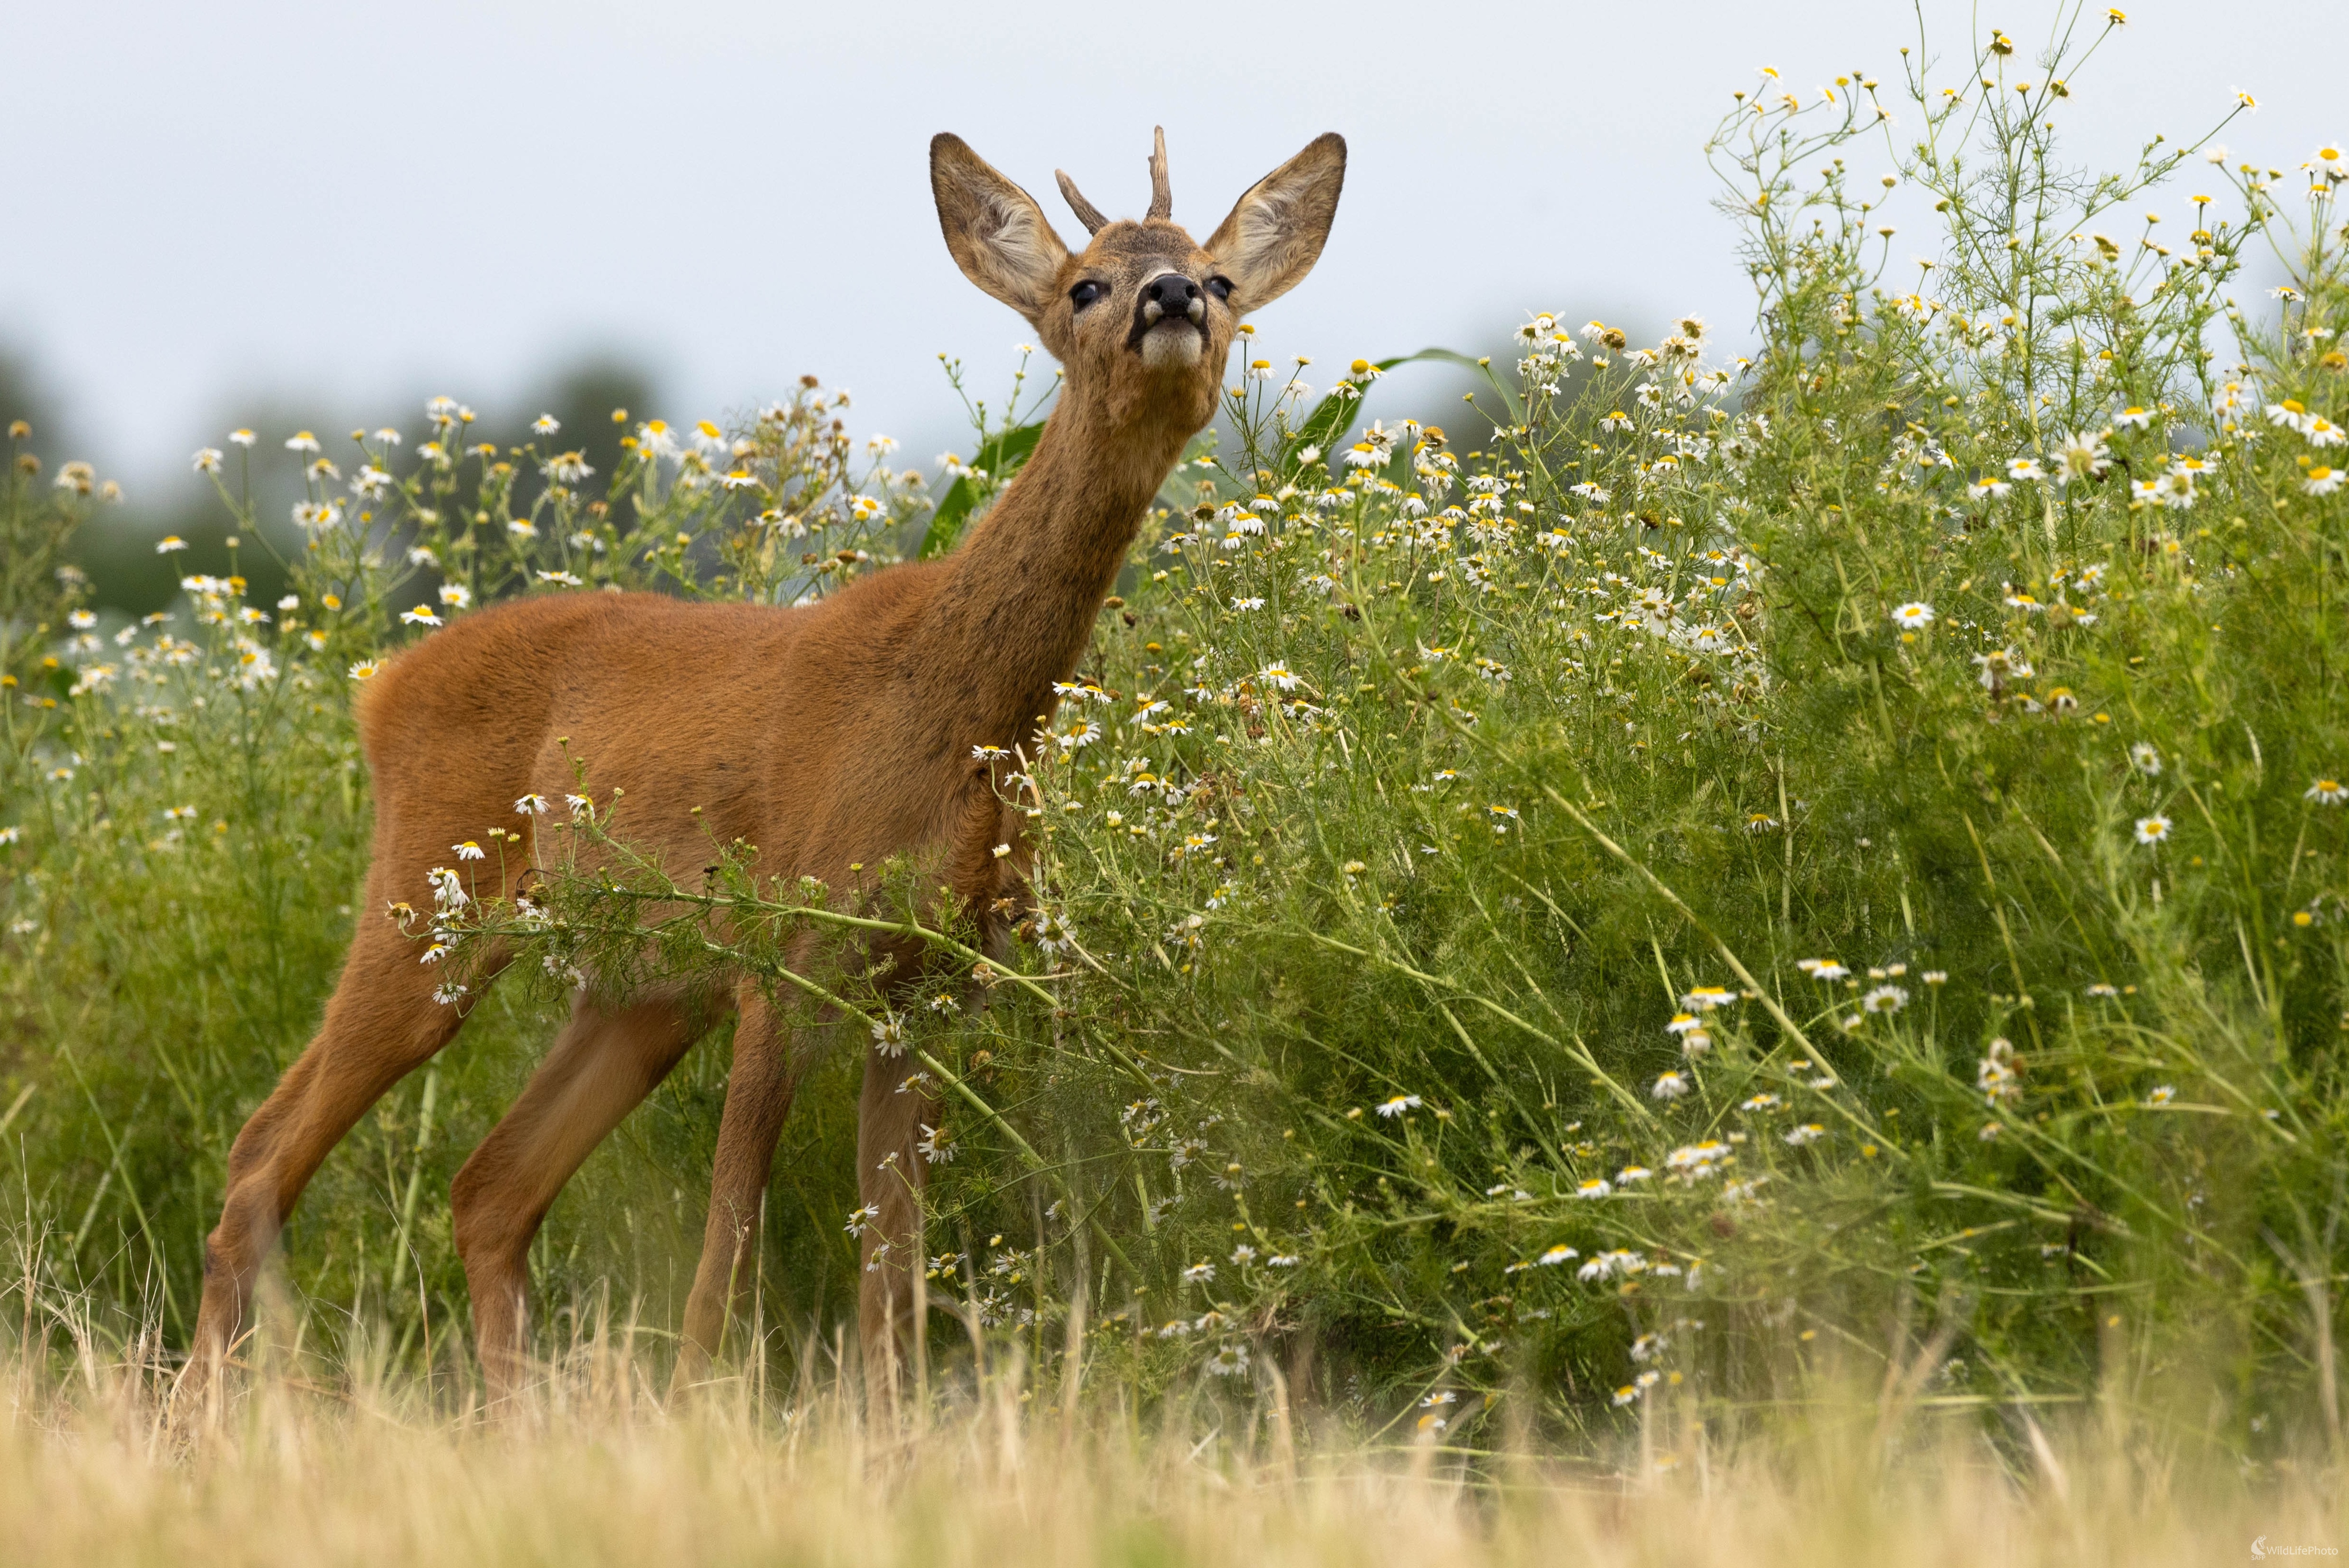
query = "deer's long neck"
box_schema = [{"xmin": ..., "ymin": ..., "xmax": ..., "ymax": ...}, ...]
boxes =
[{"xmin": 908, "ymin": 384, "xmax": 1189, "ymax": 752}]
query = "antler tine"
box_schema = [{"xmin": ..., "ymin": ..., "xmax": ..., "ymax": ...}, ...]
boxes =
[
  {"xmin": 1054, "ymin": 169, "xmax": 1108, "ymax": 235},
  {"xmin": 1145, "ymin": 125, "xmax": 1172, "ymax": 222}
]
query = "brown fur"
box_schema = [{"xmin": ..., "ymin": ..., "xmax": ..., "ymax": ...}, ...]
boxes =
[{"xmin": 186, "ymin": 128, "xmax": 1344, "ymax": 1406}]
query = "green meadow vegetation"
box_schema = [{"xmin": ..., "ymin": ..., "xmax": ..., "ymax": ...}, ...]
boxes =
[{"xmin": 1, "ymin": 12, "xmax": 2345, "ymax": 1555}]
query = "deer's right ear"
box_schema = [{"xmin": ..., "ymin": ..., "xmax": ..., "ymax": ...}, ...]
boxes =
[{"xmin": 931, "ymin": 134, "xmax": 1071, "ymax": 326}]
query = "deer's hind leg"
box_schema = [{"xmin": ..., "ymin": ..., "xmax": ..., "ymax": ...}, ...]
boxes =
[
  {"xmin": 192, "ymin": 912, "xmax": 487, "ymax": 1390},
  {"xmin": 450, "ymin": 992, "xmax": 707, "ymax": 1403}
]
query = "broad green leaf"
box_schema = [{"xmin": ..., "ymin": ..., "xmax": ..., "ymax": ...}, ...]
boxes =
[
  {"xmin": 919, "ymin": 419, "xmax": 1047, "ymax": 559},
  {"xmin": 1283, "ymin": 348, "xmax": 1492, "ymax": 464}
]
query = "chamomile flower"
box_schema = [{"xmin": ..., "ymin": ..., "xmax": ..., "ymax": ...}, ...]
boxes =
[
  {"xmin": 1374, "ymin": 1094, "xmax": 1423, "ymax": 1118},
  {"xmin": 544, "ymin": 451, "xmax": 594, "ymax": 484},
  {"xmin": 2050, "ymin": 430, "xmax": 2111, "ymax": 486},
  {"xmin": 2153, "ymin": 467, "xmax": 2199, "ymax": 508},
  {"xmin": 2268, "ymin": 400, "xmax": 2314, "ymax": 436},
  {"xmin": 2129, "ymin": 741, "xmax": 2163, "ymax": 776},
  {"xmin": 1890, "ymin": 602, "xmax": 1935, "ymax": 629},
  {"xmin": 1651, "ymin": 1071, "xmax": 1690, "ymax": 1101},
  {"xmin": 2305, "ymin": 465, "xmax": 2343, "ymax": 496},
  {"xmin": 2133, "ymin": 813, "xmax": 2173, "ymax": 845},
  {"xmin": 1974, "ymin": 647, "xmax": 2032, "ymax": 689},
  {"xmin": 2306, "ymin": 778, "xmax": 2348, "ymax": 805},
  {"xmin": 1665, "ymin": 1143, "xmax": 1731, "ymax": 1179}
]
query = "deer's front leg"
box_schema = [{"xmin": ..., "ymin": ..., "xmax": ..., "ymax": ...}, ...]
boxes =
[
  {"xmin": 855, "ymin": 1034, "xmax": 942, "ymax": 1411},
  {"xmin": 672, "ymin": 988, "xmax": 807, "ymax": 1394}
]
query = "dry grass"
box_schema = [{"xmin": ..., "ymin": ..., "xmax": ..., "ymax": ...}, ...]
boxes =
[{"xmin": 1, "ymin": 1321, "xmax": 2336, "ymax": 1568}]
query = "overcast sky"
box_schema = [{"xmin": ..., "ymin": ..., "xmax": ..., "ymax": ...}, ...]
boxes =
[{"xmin": 3, "ymin": 0, "xmax": 2335, "ymax": 494}]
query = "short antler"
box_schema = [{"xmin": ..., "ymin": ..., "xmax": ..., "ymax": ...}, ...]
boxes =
[
  {"xmin": 1145, "ymin": 125, "xmax": 1172, "ymax": 221},
  {"xmin": 1054, "ymin": 169, "xmax": 1108, "ymax": 235},
  {"xmin": 1056, "ymin": 128, "xmax": 1171, "ymax": 231}
]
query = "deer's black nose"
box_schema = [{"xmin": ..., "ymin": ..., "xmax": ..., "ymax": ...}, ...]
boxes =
[{"xmin": 1145, "ymin": 274, "xmax": 1201, "ymax": 318}]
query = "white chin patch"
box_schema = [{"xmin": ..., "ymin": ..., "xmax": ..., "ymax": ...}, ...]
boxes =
[{"xmin": 1140, "ymin": 324, "xmax": 1203, "ymax": 369}]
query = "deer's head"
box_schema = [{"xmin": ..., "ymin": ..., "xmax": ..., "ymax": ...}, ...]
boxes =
[{"xmin": 930, "ymin": 128, "xmax": 1344, "ymax": 432}]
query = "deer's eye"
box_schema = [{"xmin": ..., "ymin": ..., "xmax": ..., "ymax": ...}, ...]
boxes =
[
  {"xmin": 1205, "ymin": 276, "xmax": 1234, "ymax": 302},
  {"xmin": 1070, "ymin": 281, "xmax": 1103, "ymax": 309}
]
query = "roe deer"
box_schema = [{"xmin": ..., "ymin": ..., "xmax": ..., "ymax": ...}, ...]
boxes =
[{"xmin": 186, "ymin": 126, "xmax": 1345, "ymax": 1406}]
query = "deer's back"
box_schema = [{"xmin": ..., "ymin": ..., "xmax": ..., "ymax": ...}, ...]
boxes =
[{"xmin": 353, "ymin": 574, "xmax": 969, "ymax": 904}]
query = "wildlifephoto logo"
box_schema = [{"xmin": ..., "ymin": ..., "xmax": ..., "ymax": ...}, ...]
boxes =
[{"xmin": 2254, "ymin": 1539, "xmax": 2341, "ymax": 1560}]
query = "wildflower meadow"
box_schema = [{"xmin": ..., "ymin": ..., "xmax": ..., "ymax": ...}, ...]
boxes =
[{"xmin": 2, "ymin": 10, "xmax": 2345, "ymax": 1561}]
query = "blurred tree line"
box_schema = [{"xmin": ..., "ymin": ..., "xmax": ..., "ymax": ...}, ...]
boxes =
[{"xmin": 0, "ymin": 342, "xmax": 658, "ymax": 618}]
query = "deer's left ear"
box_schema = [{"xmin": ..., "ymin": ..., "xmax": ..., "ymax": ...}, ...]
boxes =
[
  {"xmin": 1203, "ymin": 133, "xmax": 1346, "ymax": 316},
  {"xmin": 931, "ymin": 133, "xmax": 1071, "ymax": 327}
]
